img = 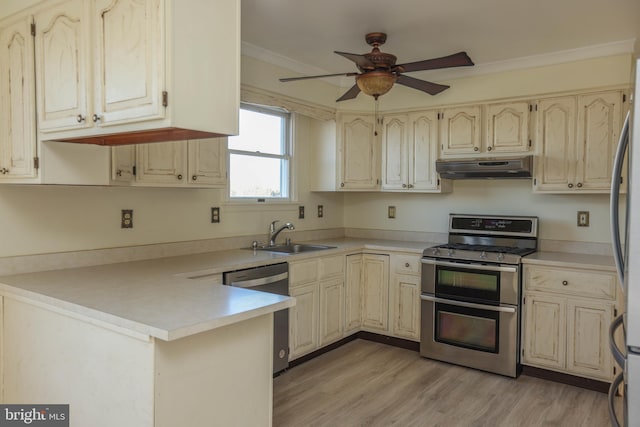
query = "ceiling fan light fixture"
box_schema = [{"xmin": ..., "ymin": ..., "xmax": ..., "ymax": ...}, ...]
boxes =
[{"xmin": 356, "ymin": 71, "xmax": 397, "ymax": 99}]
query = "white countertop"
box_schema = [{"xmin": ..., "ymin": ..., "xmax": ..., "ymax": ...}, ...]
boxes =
[
  {"xmin": 0, "ymin": 238, "xmax": 432, "ymax": 341},
  {"xmin": 522, "ymin": 251, "xmax": 616, "ymax": 271}
]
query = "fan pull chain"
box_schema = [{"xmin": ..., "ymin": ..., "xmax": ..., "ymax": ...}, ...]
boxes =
[{"xmin": 374, "ymin": 98, "xmax": 379, "ymax": 136}]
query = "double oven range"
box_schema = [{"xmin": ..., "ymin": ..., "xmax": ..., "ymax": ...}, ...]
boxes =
[{"xmin": 420, "ymin": 214, "xmax": 538, "ymax": 377}]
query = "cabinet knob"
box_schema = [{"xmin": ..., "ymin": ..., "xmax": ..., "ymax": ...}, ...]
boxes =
[
  {"xmin": 0, "ymin": 168, "xmax": 8, "ymax": 174},
  {"xmin": 405, "ymin": 263, "xmax": 410, "ymax": 268},
  {"xmin": 568, "ymin": 183, "xmax": 574, "ymax": 188},
  {"xmin": 116, "ymin": 169, "xmax": 122, "ymax": 177},
  {"xmin": 177, "ymin": 174, "xmax": 183, "ymax": 180},
  {"xmin": 92, "ymin": 114, "xmax": 102, "ymax": 123},
  {"xmin": 340, "ymin": 182, "xmax": 345, "ymax": 188},
  {"xmin": 487, "ymin": 146, "xmax": 493, "ymax": 151},
  {"xmin": 408, "ymin": 184, "xmax": 414, "ymax": 188},
  {"xmin": 76, "ymin": 114, "xmax": 86, "ymax": 123},
  {"xmin": 474, "ymin": 147, "xmax": 479, "ymax": 152},
  {"xmin": 402, "ymin": 183, "xmax": 407, "ymax": 188},
  {"xmin": 192, "ymin": 175, "xmax": 198, "ymax": 181},
  {"xmin": 577, "ymin": 183, "xmax": 583, "ymax": 188},
  {"xmin": 562, "ymin": 280, "xmax": 568, "ymax": 286}
]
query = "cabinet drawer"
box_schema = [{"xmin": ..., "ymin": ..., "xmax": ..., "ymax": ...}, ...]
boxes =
[
  {"xmin": 524, "ymin": 265, "xmax": 616, "ymax": 300},
  {"xmin": 393, "ymin": 254, "xmax": 421, "ymax": 276},
  {"xmin": 289, "ymin": 260, "xmax": 318, "ymax": 286},
  {"xmin": 319, "ymin": 255, "xmax": 344, "ymax": 279}
]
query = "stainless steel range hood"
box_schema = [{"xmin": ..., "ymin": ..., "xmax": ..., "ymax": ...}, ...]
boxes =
[{"xmin": 436, "ymin": 156, "xmax": 533, "ymax": 179}]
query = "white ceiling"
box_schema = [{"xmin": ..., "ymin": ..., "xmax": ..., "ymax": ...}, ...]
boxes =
[{"xmin": 241, "ymin": 0, "xmax": 640, "ymax": 85}]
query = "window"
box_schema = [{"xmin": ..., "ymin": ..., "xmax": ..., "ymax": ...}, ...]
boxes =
[{"xmin": 228, "ymin": 104, "xmax": 291, "ymax": 200}]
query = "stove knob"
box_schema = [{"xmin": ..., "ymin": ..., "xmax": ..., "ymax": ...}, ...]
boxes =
[
  {"xmin": 497, "ymin": 253, "xmax": 505, "ymax": 261},
  {"xmin": 480, "ymin": 251, "xmax": 487, "ymax": 259},
  {"xmin": 432, "ymin": 248, "xmax": 441, "ymax": 256}
]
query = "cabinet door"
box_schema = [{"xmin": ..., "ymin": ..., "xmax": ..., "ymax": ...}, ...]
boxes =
[
  {"xmin": 362, "ymin": 254, "xmax": 389, "ymax": 332},
  {"xmin": 34, "ymin": 0, "xmax": 90, "ymax": 132},
  {"xmin": 534, "ymin": 96, "xmax": 577, "ymax": 191},
  {"xmin": 111, "ymin": 145, "xmax": 136, "ymax": 183},
  {"xmin": 409, "ymin": 110, "xmax": 439, "ymax": 190},
  {"xmin": 136, "ymin": 140, "xmax": 186, "ymax": 185},
  {"xmin": 338, "ymin": 114, "xmax": 378, "ymax": 189},
  {"xmin": 523, "ymin": 293, "xmax": 566, "ymax": 370},
  {"xmin": 289, "ymin": 283, "xmax": 319, "ymax": 359},
  {"xmin": 440, "ymin": 105, "xmax": 482, "ymax": 155},
  {"xmin": 390, "ymin": 274, "xmax": 420, "ymax": 341},
  {"xmin": 381, "ymin": 114, "xmax": 408, "ymax": 190},
  {"xmin": 188, "ymin": 137, "xmax": 227, "ymax": 186},
  {"xmin": 575, "ymin": 91, "xmax": 623, "ymax": 191},
  {"xmin": 319, "ymin": 278, "xmax": 344, "ymax": 346},
  {"xmin": 485, "ymin": 101, "xmax": 531, "ymax": 153},
  {"xmin": 0, "ymin": 16, "xmax": 37, "ymax": 179},
  {"xmin": 566, "ymin": 299, "xmax": 614, "ymax": 380},
  {"xmin": 344, "ymin": 254, "xmax": 363, "ymax": 334},
  {"xmin": 93, "ymin": 0, "xmax": 164, "ymax": 125}
]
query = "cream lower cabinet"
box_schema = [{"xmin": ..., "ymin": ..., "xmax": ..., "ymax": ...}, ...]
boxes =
[
  {"xmin": 389, "ymin": 253, "xmax": 421, "ymax": 341},
  {"xmin": 111, "ymin": 137, "xmax": 227, "ymax": 187},
  {"xmin": 289, "ymin": 255, "xmax": 345, "ymax": 360},
  {"xmin": 522, "ymin": 264, "xmax": 621, "ymax": 381},
  {"xmin": 345, "ymin": 254, "xmax": 364, "ymax": 334},
  {"xmin": 361, "ymin": 254, "xmax": 390, "ymax": 333}
]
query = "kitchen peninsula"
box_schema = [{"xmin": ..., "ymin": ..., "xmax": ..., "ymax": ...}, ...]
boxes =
[{"xmin": 0, "ymin": 250, "xmax": 297, "ymax": 427}]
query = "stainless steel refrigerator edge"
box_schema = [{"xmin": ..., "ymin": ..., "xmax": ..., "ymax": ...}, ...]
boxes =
[{"xmin": 609, "ymin": 57, "xmax": 640, "ymax": 426}]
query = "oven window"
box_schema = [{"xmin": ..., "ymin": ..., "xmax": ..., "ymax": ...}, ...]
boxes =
[
  {"xmin": 435, "ymin": 303, "xmax": 499, "ymax": 353},
  {"xmin": 435, "ymin": 265, "xmax": 500, "ymax": 303}
]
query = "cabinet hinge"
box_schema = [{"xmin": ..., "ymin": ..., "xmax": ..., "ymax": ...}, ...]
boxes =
[
  {"xmin": 523, "ymin": 297, "xmax": 526, "ymax": 305},
  {"xmin": 623, "ymin": 94, "xmax": 627, "ymax": 103},
  {"xmin": 132, "ymin": 165, "xmax": 137, "ymax": 176},
  {"xmin": 162, "ymin": 91, "xmax": 168, "ymax": 107},
  {"xmin": 529, "ymin": 104, "xmax": 532, "ymax": 112},
  {"xmin": 621, "ymin": 177, "xmax": 624, "ymax": 185},
  {"xmin": 437, "ymin": 178, "xmax": 440, "ymax": 186},
  {"xmin": 533, "ymin": 178, "xmax": 537, "ymax": 186},
  {"xmin": 30, "ymin": 22, "xmax": 35, "ymax": 36},
  {"xmin": 33, "ymin": 157, "xmax": 39, "ymax": 169},
  {"xmin": 528, "ymin": 139, "xmax": 532, "ymax": 147},
  {"xmin": 614, "ymin": 308, "xmax": 618, "ymax": 317}
]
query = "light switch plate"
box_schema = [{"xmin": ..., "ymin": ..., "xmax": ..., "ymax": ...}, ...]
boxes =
[
  {"xmin": 298, "ymin": 206, "xmax": 305, "ymax": 219},
  {"xmin": 577, "ymin": 211, "xmax": 589, "ymax": 227}
]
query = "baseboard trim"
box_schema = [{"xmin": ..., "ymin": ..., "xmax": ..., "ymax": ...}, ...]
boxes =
[
  {"xmin": 522, "ymin": 365, "xmax": 610, "ymax": 393},
  {"xmin": 287, "ymin": 334, "xmax": 359, "ymax": 370}
]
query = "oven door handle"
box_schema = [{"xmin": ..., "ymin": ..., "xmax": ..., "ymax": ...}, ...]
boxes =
[
  {"xmin": 420, "ymin": 294, "xmax": 517, "ymax": 313},
  {"xmin": 421, "ymin": 258, "xmax": 518, "ymax": 273}
]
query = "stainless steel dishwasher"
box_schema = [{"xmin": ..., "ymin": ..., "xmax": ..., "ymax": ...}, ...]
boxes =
[{"xmin": 223, "ymin": 262, "xmax": 289, "ymax": 374}]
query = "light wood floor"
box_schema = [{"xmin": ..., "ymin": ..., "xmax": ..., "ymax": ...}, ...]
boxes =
[{"xmin": 274, "ymin": 339, "xmax": 618, "ymax": 427}]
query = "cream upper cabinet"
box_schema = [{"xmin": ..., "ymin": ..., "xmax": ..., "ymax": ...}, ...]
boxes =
[
  {"xmin": 188, "ymin": 138, "xmax": 227, "ymax": 186},
  {"xmin": 0, "ymin": 15, "xmax": 37, "ymax": 180},
  {"xmin": 361, "ymin": 254, "xmax": 390, "ymax": 333},
  {"xmin": 111, "ymin": 138, "xmax": 227, "ymax": 187},
  {"xmin": 34, "ymin": 0, "xmax": 90, "ymax": 132},
  {"xmin": 485, "ymin": 101, "xmax": 532, "ymax": 153},
  {"xmin": 522, "ymin": 263, "xmax": 620, "ymax": 381},
  {"xmin": 337, "ymin": 113, "xmax": 379, "ymax": 190},
  {"xmin": 534, "ymin": 90, "xmax": 625, "ymax": 193},
  {"xmin": 439, "ymin": 105, "xmax": 482, "ymax": 155},
  {"xmin": 381, "ymin": 110, "xmax": 446, "ymax": 192},
  {"xmin": 32, "ymin": 0, "xmax": 239, "ymax": 142}
]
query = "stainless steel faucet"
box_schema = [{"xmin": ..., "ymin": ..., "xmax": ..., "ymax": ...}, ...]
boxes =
[{"xmin": 269, "ymin": 220, "xmax": 295, "ymax": 246}]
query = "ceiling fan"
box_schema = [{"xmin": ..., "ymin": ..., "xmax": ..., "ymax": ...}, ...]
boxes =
[{"xmin": 279, "ymin": 32, "xmax": 474, "ymax": 102}]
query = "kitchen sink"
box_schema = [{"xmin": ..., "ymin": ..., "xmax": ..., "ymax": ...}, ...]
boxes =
[{"xmin": 254, "ymin": 243, "xmax": 336, "ymax": 254}]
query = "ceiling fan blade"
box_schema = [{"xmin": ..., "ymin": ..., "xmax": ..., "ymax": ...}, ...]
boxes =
[
  {"xmin": 336, "ymin": 84, "xmax": 361, "ymax": 102},
  {"xmin": 334, "ymin": 51, "xmax": 375, "ymax": 70},
  {"xmin": 395, "ymin": 51, "xmax": 474, "ymax": 73},
  {"xmin": 279, "ymin": 72, "xmax": 358, "ymax": 82},
  {"xmin": 396, "ymin": 74, "xmax": 449, "ymax": 95}
]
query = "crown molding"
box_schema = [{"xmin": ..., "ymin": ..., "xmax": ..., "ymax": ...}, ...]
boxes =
[{"xmin": 242, "ymin": 39, "xmax": 636, "ymax": 87}]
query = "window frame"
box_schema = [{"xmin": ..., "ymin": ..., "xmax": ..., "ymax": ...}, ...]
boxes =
[{"xmin": 226, "ymin": 103, "xmax": 293, "ymax": 203}]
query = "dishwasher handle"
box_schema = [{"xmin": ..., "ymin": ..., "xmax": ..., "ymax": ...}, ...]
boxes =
[{"xmin": 228, "ymin": 271, "xmax": 289, "ymax": 288}]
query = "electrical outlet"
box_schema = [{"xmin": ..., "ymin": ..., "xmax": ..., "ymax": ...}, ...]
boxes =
[
  {"xmin": 121, "ymin": 209, "xmax": 133, "ymax": 228},
  {"xmin": 388, "ymin": 206, "xmax": 396, "ymax": 219},
  {"xmin": 298, "ymin": 206, "xmax": 305, "ymax": 219},
  {"xmin": 317, "ymin": 205, "xmax": 324, "ymax": 218},
  {"xmin": 577, "ymin": 211, "xmax": 590, "ymax": 227},
  {"xmin": 211, "ymin": 207, "xmax": 220, "ymax": 223}
]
